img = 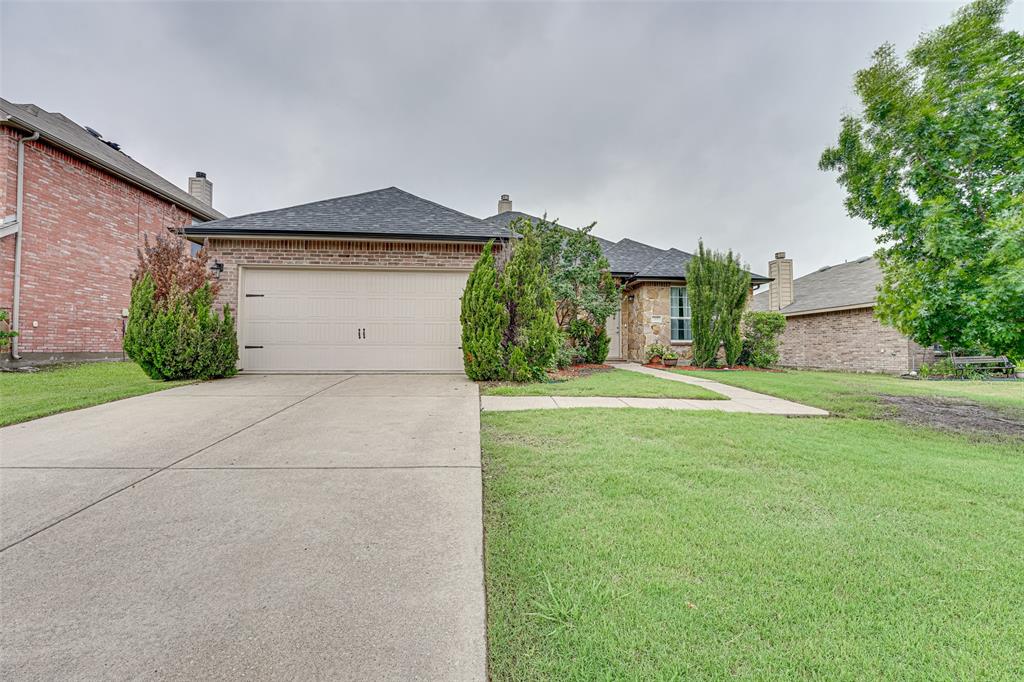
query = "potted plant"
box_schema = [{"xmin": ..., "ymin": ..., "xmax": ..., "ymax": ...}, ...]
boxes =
[
  {"xmin": 662, "ymin": 350, "xmax": 679, "ymax": 367},
  {"xmin": 644, "ymin": 343, "xmax": 670, "ymax": 366}
]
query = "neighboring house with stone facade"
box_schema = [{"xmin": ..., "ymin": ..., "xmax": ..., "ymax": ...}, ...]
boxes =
[
  {"xmin": 485, "ymin": 196, "xmax": 770, "ymax": 363},
  {"xmin": 1, "ymin": 99, "xmax": 223, "ymax": 365},
  {"xmin": 750, "ymin": 252, "xmax": 935, "ymax": 374}
]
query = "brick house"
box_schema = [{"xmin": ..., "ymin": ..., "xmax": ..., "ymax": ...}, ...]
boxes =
[
  {"xmin": 1, "ymin": 99, "xmax": 224, "ymax": 365},
  {"xmin": 750, "ymin": 252, "xmax": 935, "ymax": 373},
  {"xmin": 183, "ymin": 188, "xmax": 765, "ymax": 372},
  {"xmin": 485, "ymin": 198, "xmax": 770, "ymax": 363}
]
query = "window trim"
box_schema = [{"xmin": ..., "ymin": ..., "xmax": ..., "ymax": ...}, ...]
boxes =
[{"xmin": 670, "ymin": 285, "xmax": 692, "ymax": 342}]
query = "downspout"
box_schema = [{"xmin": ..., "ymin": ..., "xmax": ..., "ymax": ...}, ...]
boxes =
[{"xmin": 10, "ymin": 130, "xmax": 40, "ymax": 359}]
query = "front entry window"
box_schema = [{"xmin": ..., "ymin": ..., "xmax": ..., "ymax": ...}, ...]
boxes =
[{"xmin": 670, "ymin": 286, "xmax": 691, "ymax": 341}]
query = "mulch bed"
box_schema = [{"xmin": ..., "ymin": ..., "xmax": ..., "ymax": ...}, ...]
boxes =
[
  {"xmin": 879, "ymin": 395, "xmax": 1024, "ymax": 439},
  {"xmin": 478, "ymin": 364, "xmax": 613, "ymax": 390},
  {"xmin": 643, "ymin": 363, "xmax": 781, "ymax": 372}
]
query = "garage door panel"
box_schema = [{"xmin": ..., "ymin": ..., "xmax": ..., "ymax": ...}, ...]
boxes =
[{"xmin": 240, "ymin": 268, "xmax": 468, "ymax": 372}]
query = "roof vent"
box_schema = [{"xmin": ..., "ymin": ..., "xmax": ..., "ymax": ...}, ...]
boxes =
[
  {"xmin": 818, "ymin": 265, "xmax": 832, "ymax": 272},
  {"xmin": 85, "ymin": 126, "xmax": 103, "ymax": 139},
  {"xmin": 856, "ymin": 256, "xmax": 870, "ymax": 263}
]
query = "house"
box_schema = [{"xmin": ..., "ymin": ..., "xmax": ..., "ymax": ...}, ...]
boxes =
[
  {"xmin": 1, "ymin": 99, "xmax": 224, "ymax": 365},
  {"xmin": 749, "ymin": 252, "xmax": 935, "ymax": 373},
  {"xmin": 184, "ymin": 187, "xmax": 514, "ymax": 372},
  {"xmin": 485, "ymin": 196, "xmax": 770, "ymax": 363},
  {"xmin": 182, "ymin": 186, "xmax": 765, "ymax": 373}
]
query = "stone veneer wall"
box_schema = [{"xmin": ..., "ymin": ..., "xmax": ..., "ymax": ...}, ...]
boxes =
[
  {"xmin": 622, "ymin": 282, "xmax": 699, "ymax": 363},
  {"xmin": 777, "ymin": 306, "xmax": 934, "ymax": 373},
  {"xmin": 203, "ymin": 238, "xmax": 489, "ymax": 313}
]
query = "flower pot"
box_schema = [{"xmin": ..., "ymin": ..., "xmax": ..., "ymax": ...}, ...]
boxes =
[
  {"xmin": 649, "ymin": 355, "xmax": 662, "ymax": 365},
  {"xmin": 663, "ymin": 357, "xmax": 678, "ymax": 367}
]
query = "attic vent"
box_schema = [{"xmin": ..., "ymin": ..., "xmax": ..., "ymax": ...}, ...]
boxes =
[
  {"xmin": 817, "ymin": 265, "xmax": 832, "ymax": 272},
  {"xmin": 85, "ymin": 126, "xmax": 103, "ymax": 139},
  {"xmin": 856, "ymin": 256, "xmax": 870, "ymax": 263}
]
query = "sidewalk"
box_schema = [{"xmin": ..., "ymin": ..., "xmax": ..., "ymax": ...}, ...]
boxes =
[{"xmin": 479, "ymin": 363, "xmax": 829, "ymax": 416}]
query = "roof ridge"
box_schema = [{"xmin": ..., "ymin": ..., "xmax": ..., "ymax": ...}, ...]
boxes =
[{"xmin": 390, "ymin": 187, "xmax": 493, "ymax": 226}]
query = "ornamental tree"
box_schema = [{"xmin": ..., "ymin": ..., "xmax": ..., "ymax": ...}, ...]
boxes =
[
  {"xmin": 819, "ymin": 0, "xmax": 1024, "ymax": 358},
  {"xmin": 687, "ymin": 241, "xmax": 751, "ymax": 367}
]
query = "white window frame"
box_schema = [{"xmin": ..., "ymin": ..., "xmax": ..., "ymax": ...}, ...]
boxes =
[{"xmin": 670, "ymin": 286, "xmax": 692, "ymax": 342}]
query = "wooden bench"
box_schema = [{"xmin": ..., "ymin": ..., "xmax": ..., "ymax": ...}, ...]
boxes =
[{"xmin": 951, "ymin": 355, "xmax": 1016, "ymax": 378}]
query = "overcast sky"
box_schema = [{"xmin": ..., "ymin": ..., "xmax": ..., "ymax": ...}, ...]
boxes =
[{"xmin": 3, "ymin": 1, "xmax": 1021, "ymax": 276}]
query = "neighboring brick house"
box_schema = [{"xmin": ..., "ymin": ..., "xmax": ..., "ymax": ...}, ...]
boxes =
[
  {"xmin": 485, "ymin": 197, "xmax": 770, "ymax": 363},
  {"xmin": 750, "ymin": 252, "xmax": 935, "ymax": 374},
  {"xmin": 1, "ymin": 99, "xmax": 224, "ymax": 365}
]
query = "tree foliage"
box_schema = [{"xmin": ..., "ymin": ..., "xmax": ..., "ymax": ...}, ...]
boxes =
[
  {"xmin": 124, "ymin": 233, "xmax": 238, "ymax": 380},
  {"xmin": 459, "ymin": 229, "xmax": 560, "ymax": 381},
  {"xmin": 820, "ymin": 0, "xmax": 1024, "ymax": 357},
  {"xmin": 529, "ymin": 215, "xmax": 621, "ymax": 329},
  {"xmin": 740, "ymin": 311, "xmax": 787, "ymax": 368},
  {"xmin": 687, "ymin": 241, "xmax": 751, "ymax": 367},
  {"xmin": 460, "ymin": 242, "xmax": 506, "ymax": 380}
]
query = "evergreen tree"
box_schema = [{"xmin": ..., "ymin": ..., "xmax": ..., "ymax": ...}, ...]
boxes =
[
  {"xmin": 460, "ymin": 241, "xmax": 506, "ymax": 380},
  {"xmin": 499, "ymin": 226, "xmax": 560, "ymax": 380}
]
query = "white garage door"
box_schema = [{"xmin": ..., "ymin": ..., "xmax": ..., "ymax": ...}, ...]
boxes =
[{"xmin": 239, "ymin": 268, "xmax": 469, "ymax": 372}]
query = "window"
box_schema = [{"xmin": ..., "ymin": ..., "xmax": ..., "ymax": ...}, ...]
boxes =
[
  {"xmin": 189, "ymin": 241, "xmax": 202, "ymax": 257},
  {"xmin": 670, "ymin": 286, "xmax": 691, "ymax": 341}
]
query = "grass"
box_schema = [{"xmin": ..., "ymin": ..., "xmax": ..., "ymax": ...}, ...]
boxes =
[
  {"xmin": 482, "ymin": 368, "xmax": 723, "ymax": 400},
  {"xmin": 0, "ymin": 362, "xmax": 189, "ymax": 426},
  {"xmin": 675, "ymin": 368, "xmax": 1023, "ymax": 419},
  {"xmin": 483, "ymin": 408, "xmax": 1024, "ymax": 680}
]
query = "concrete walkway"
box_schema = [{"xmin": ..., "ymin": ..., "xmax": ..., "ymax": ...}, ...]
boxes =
[
  {"xmin": 480, "ymin": 363, "xmax": 828, "ymax": 416},
  {"xmin": 0, "ymin": 374, "xmax": 486, "ymax": 680}
]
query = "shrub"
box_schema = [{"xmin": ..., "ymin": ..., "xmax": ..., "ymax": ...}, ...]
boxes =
[
  {"xmin": 123, "ymin": 234, "xmax": 238, "ymax": 381},
  {"xmin": 460, "ymin": 228, "xmax": 560, "ymax": 382},
  {"xmin": 553, "ymin": 333, "xmax": 574, "ymax": 370},
  {"xmin": 740, "ymin": 311, "xmax": 787, "ymax": 368},
  {"xmin": 460, "ymin": 242, "xmax": 506, "ymax": 380},
  {"xmin": 586, "ymin": 326, "xmax": 611, "ymax": 364},
  {"xmin": 688, "ymin": 241, "xmax": 751, "ymax": 367},
  {"xmin": 0, "ymin": 310, "xmax": 17, "ymax": 349}
]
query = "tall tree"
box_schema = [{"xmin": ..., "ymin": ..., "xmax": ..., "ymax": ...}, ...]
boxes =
[
  {"xmin": 820, "ymin": 0, "xmax": 1024, "ymax": 357},
  {"xmin": 523, "ymin": 215, "xmax": 621, "ymax": 330},
  {"xmin": 460, "ymin": 241, "xmax": 506, "ymax": 380},
  {"xmin": 500, "ymin": 224, "xmax": 561, "ymax": 380},
  {"xmin": 687, "ymin": 241, "xmax": 750, "ymax": 367}
]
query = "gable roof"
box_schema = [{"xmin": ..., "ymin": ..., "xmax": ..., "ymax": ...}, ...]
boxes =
[
  {"xmin": 185, "ymin": 187, "xmax": 514, "ymax": 241},
  {"xmin": 484, "ymin": 211, "xmax": 769, "ymax": 282},
  {"xmin": 0, "ymin": 99, "xmax": 224, "ymax": 221},
  {"xmin": 750, "ymin": 256, "xmax": 880, "ymax": 315}
]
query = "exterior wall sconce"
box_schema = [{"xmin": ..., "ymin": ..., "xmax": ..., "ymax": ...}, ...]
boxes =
[
  {"xmin": 627, "ymin": 294, "xmax": 635, "ymax": 302},
  {"xmin": 210, "ymin": 260, "xmax": 224, "ymax": 277}
]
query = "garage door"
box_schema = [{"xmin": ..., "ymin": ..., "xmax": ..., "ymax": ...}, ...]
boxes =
[{"xmin": 239, "ymin": 268, "xmax": 469, "ymax": 372}]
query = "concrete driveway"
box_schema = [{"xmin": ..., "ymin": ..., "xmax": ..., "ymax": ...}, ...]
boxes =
[{"xmin": 0, "ymin": 374, "xmax": 486, "ymax": 680}]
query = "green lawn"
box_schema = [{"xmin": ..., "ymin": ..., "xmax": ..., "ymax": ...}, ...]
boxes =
[
  {"xmin": 676, "ymin": 368, "xmax": 1023, "ymax": 419},
  {"xmin": 483, "ymin": 409, "xmax": 1024, "ymax": 680},
  {"xmin": 482, "ymin": 368, "xmax": 723, "ymax": 400},
  {"xmin": 0, "ymin": 362, "xmax": 189, "ymax": 426}
]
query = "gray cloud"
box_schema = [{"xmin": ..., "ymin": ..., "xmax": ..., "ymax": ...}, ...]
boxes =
[{"xmin": 4, "ymin": 0, "xmax": 1020, "ymax": 276}]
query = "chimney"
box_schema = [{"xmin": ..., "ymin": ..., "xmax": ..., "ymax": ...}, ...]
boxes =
[
  {"xmin": 497, "ymin": 193, "xmax": 512, "ymax": 214},
  {"xmin": 768, "ymin": 251, "xmax": 794, "ymax": 310},
  {"xmin": 188, "ymin": 171, "xmax": 213, "ymax": 207}
]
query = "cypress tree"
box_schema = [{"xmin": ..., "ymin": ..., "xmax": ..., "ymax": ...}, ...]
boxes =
[
  {"xmin": 500, "ymin": 226, "xmax": 560, "ymax": 380},
  {"xmin": 460, "ymin": 241, "xmax": 506, "ymax": 380}
]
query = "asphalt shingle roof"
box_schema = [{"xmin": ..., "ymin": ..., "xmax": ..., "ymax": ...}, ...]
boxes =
[
  {"xmin": 484, "ymin": 211, "xmax": 769, "ymax": 281},
  {"xmin": 186, "ymin": 187, "xmax": 515, "ymax": 241},
  {"xmin": 0, "ymin": 99, "xmax": 223, "ymax": 221},
  {"xmin": 750, "ymin": 256, "xmax": 880, "ymax": 315}
]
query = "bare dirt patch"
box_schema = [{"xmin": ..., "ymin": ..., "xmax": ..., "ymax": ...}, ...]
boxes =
[{"xmin": 879, "ymin": 395, "xmax": 1024, "ymax": 439}]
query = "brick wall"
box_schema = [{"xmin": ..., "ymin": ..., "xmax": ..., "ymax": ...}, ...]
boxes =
[
  {"xmin": 1, "ymin": 128, "xmax": 195, "ymax": 358},
  {"xmin": 203, "ymin": 238, "xmax": 488, "ymax": 312},
  {"xmin": 777, "ymin": 306, "xmax": 934, "ymax": 373}
]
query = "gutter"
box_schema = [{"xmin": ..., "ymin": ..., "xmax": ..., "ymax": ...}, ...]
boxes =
[{"xmin": 6, "ymin": 129, "xmax": 41, "ymax": 359}]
